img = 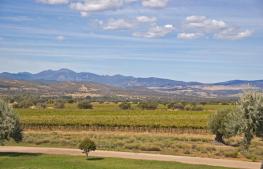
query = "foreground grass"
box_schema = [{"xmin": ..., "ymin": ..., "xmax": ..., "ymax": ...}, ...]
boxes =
[
  {"xmin": 16, "ymin": 103, "xmax": 230, "ymax": 130},
  {"xmin": 7, "ymin": 130, "xmax": 263, "ymax": 162},
  {"xmin": 0, "ymin": 153, "xmax": 233, "ymax": 169}
]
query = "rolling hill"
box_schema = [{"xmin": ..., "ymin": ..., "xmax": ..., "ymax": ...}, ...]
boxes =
[{"xmin": 0, "ymin": 69, "xmax": 262, "ymax": 100}]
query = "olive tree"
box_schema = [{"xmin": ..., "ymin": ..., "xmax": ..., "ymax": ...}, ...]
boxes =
[
  {"xmin": 0, "ymin": 99, "xmax": 22, "ymax": 144},
  {"xmin": 226, "ymin": 92, "xmax": 263, "ymax": 149},
  {"xmin": 79, "ymin": 138, "xmax": 96, "ymax": 159},
  {"xmin": 208, "ymin": 109, "xmax": 233, "ymax": 144}
]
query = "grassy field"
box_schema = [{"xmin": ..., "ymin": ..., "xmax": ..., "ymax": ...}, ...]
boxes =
[
  {"xmin": 7, "ymin": 130, "xmax": 263, "ymax": 161},
  {"xmin": 11, "ymin": 102, "xmax": 262, "ymax": 163},
  {"xmin": 0, "ymin": 153, "xmax": 234, "ymax": 169},
  {"xmin": 16, "ymin": 103, "xmax": 230, "ymax": 131}
]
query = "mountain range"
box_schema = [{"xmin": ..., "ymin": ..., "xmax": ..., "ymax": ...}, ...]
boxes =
[{"xmin": 0, "ymin": 69, "xmax": 262, "ymax": 100}]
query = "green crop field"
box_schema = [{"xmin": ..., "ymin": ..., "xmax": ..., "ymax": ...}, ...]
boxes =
[
  {"xmin": 0, "ymin": 153, "xmax": 234, "ymax": 169},
  {"xmin": 16, "ymin": 103, "xmax": 230, "ymax": 131}
]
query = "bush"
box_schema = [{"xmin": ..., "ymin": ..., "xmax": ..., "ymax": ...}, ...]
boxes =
[
  {"xmin": 54, "ymin": 100, "xmax": 64, "ymax": 109},
  {"xmin": 119, "ymin": 102, "xmax": 131, "ymax": 110},
  {"xmin": 13, "ymin": 100, "xmax": 34, "ymax": 109},
  {"xmin": 68, "ymin": 99, "xmax": 75, "ymax": 104},
  {"xmin": 223, "ymin": 151, "xmax": 238, "ymax": 158},
  {"xmin": 138, "ymin": 102, "xmax": 158, "ymax": 110},
  {"xmin": 191, "ymin": 105, "xmax": 204, "ymax": 111},
  {"xmin": 36, "ymin": 103, "xmax": 47, "ymax": 109},
  {"xmin": 184, "ymin": 104, "xmax": 192, "ymax": 111},
  {"xmin": 79, "ymin": 138, "xmax": 96, "ymax": 159},
  {"xmin": 78, "ymin": 101, "xmax": 93, "ymax": 109},
  {"xmin": 167, "ymin": 102, "xmax": 184, "ymax": 110}
]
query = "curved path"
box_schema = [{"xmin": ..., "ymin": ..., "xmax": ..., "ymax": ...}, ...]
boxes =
[{"xmin": 0, "ymin": 146, "xmax": 261, "ymax": 169}]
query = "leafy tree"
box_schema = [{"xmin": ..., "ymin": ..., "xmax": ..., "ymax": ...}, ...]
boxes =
[
  {"xmin": 191, "ymin": 105, "xmax": 204, "ymax": 111},
  {"xmin": 138, "ymin": 102, "xmax": 158, "ymax": 110},
  {"xmin": 79, "ymin": 138, "xmax": 96, "ymax": 159},
  {"xmin": 119, "ymin": 102, "xmax": 131, "ymax": 110},
  {"xmin": 36, "ymin": 103, "xmax": 47, "ymax": 109},
  {"xmin": 226, "ymin": 92, "xmax": 263, "ymax": 149},
  {"xmin": 208, "ymin": 109, "xmax": 233, "ymax": 143},
  {"xmin": 0, "ymin": 99, "xmax": 22, "ymax": 144},
  {"xmin": 167, "ymin": 102, "xmax": 184, "ymax": 110},
  {"xmin": 54, "ymin": 100, "xmax": 65, "ymax": 109},
  {"xmin": 68, "ymin": 99, "xmax": 75, "ymax": 104},
  {"xmin": 78, "ymin": 101, "xmax": 93, "ymax": 109},
  {"xmin": 184, "ymin": 104, "xmax": 192, "ymax": 111}
]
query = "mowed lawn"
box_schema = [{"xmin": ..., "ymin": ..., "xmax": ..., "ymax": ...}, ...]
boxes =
[
  {"xmin": 0, "ymin": 153, "xmax": 233, "ymax": 169},
  {"xmin": 16, "ymin": 103, "xmax": 230, "ymax": 129}
]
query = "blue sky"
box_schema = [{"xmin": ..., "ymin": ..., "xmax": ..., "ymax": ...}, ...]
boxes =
[{"xmin": 0, "ymin": 0, "xmax": 262, "ymax": 82}]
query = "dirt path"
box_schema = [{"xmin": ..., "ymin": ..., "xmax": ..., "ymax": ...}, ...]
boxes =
[{"xmin": 0, "ymin": 146, "xmax": 261, "ymax": 169}]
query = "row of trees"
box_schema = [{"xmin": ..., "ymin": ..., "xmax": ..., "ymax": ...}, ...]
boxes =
[
  {"xmin": 118, "ymin": 101, "xmax": 204, "ymax": 111},
  {"xmin": 209, "ymin": 92, "xmax": 263, "ymax": 149},
  {"xmin": 167, "ymin": 102, "xmax": 204, "ymax": 111}
]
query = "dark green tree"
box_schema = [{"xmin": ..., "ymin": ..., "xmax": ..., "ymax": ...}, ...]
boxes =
[
  {"xmin": 119, "ymin": 102, "xmax": 131, "ymax": 110},
  {"xmin": 78, "ymin": 101, "xmax": 93, "ymax": 109},
  {"xmin": 79, "ymin": 138, "xmax": 96, "ymax": 159}
]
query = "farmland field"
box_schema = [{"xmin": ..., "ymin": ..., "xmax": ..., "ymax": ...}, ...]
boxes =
[
  {"xmin": 16, "ymin": 103, "xmax": 230, "ymax": 131},
  {"xmin": 10, "ymin": 102, "xmax": 263, "ymax": 162}
]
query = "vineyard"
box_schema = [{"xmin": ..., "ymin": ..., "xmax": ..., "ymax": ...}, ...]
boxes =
[{"xmin": 16, "ymin": 103, "xmax": 230, "ymax": 131}]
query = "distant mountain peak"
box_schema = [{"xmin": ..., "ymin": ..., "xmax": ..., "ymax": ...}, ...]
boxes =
[
  {"xmin": 57, "ymin": 68, "xmax": 76, "ymax": 73},
  {"xmin": 0, "ymin": 69, "xmax": 262, "ymax": 89}
]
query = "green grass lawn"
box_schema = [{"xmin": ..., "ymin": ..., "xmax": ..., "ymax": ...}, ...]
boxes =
[{"xmin": 0, "ymin": 153, "xmax": 233, "ymax": 169}]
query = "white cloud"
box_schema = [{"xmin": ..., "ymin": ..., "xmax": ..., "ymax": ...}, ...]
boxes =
[
  {"xmin": 70, "ymin": 0, "xmax": 135, "ymax": 15},
  {"xmin": 56, "ymin": 35, "xmax": 65, "ymax": 41},
  {"xmin": 215, "ymin": 28, "xmax": 253, "ymax": 40},
  {"xmin": 183, "ymin": 15, "xmax": 253, "ymax": 40},
  {"xmin": 177, "ymin": 32, "xmax": 202, "ymax": 40},
  {"xmin": 186, "ymin": 15, "xmax": 227, "ymax": 32},
  {"xmin": 103, "ymin": 19, "xmax": 136, "ymax": 30},
  {"xmin": 185, "ymin": 16, "xmax": 206, "ymax": 23},
  {"xmin": 141, "ymin": 0, "xmax": 168, "ymax": 8},
  {"xmin": 37, "ymin": 0, "xmax": 68, "ymax": 5},
  {"xmin": 136, "ymin": 16, "xmax": 156, "ymax": 23},
  {"xmin": 133, "ymin": 24, "xmax": 175, "ymax": 38},
  {"xmin": 80, "ymin": 12, "xmax": 88, "ymax": 17}
]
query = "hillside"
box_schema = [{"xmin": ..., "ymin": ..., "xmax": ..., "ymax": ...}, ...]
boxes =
[{"xmin": 0, "ymin": 69, "xmax": 262, "ymax": 100}]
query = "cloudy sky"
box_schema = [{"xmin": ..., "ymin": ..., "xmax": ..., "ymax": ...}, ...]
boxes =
[{"xmin": 0, "ymin": 0, "xmax": 262, "ymax": 82}]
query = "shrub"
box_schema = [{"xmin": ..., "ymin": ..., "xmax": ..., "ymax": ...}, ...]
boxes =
[
  {"xmin": 54, "ymin": 100, "xmax": 65, "ymax": 109},
  {"xmin": 223, "ymin": 151, "xmax": 238, "ymax": 158},
  {"xmin": 192, "ymin": 105, "xmax": 204, "ymax": 111},
  {"xmin": 167, "ymin": 102, "xmax": 184, "ymax": 110},
  {"xmin": 140, "ymin": 146, "xmax": 161, "ymax": 151},
  {"xmin": 119, "ymin": 102, "xmax": 131, "ymax": 110},
  {"xmin": 78, "ymin": 101, "xmax": 93, "ymax": 109},
  {"xmin": 79, "ymin": 138, "xmax": 96, "ymax": 159},
  {"xmin": 13, "ymin": 100, "xmax": 34, "ymax": 109},
  {"xmin": 36, "ymin": 103, "xmax": 47, "ymax": 109},
  {"xmin": 68, "ymin": 99, "xmax": 75, "ymax": 104},
  {"xmin": 184, "ymin": 104, "xmax": 192, "ymax": 111},
  {"xmin": 138, "ymin": 102, "xmax": 158, "ymax": 110}
]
